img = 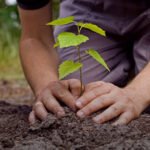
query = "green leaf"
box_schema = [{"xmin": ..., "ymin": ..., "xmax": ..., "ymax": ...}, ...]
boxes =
[
  {"xmin": 57, "ymin": 32, "xmax": 89, "ymax": 48},
  {"xmin": 86, "ymin": 49, "xmax": 110, "ymax": 71},
  {"xmin": 78, "ymin": 22, "xmax": 106, "ymax": 37},
  {"xmin": 59, "ymin": 60, "xmax": 83, "ymax": 79},
  {"xmin": 47, "ymin": 16, "xmax": 74, "ymax": 26},
  {"xmin": 54, "ymin": 41, "xmax": 59, "ymax": 48}
]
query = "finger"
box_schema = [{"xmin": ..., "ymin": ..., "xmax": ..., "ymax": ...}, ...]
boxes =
[
  {"xmin": 61, "ymin": 80, "xmax": 69, "ymax": 88},
  {"xmin": 28, "ymin": 110, "xmax": 36, "ymax": 124},
  {"xmin": 33, "ymin": 101, "xmax": 48, "ymax": 121},
  {"xmin": 85, "ymin": 81, "xmax": 104, "ymax": 92},
  {"xmin": 42, "ymin": 93, "xmax": 65, "ymax": 117},
  {"xmin": 51, "ymin": 82, "xmax": 76, "ymax": 111},
  {"xmin": 68, "ymin": 79, "xmax": 84, "ymax": 99},
  {"xmin": 61, "ymin": 79, "xmax": 82, "ymax": 99},
  {"xmin": 77, "ymin": 94, "xmax": 113, "ymax": 118},
  {"xmin": 76, "ymin": 84, "xmax": 111, "ymax": 109},
  {"xmin": 113, "ymin": 111, "xmax": 135, "ymax": 125},
  {"xmin": 93, "ymin": 103, "xmax": 124, "ymax": 124}
]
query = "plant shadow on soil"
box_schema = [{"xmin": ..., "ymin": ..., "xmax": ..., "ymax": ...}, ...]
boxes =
[{"xmin": 0, "ymin": 80, "xmax": 150, "ymax": 150}]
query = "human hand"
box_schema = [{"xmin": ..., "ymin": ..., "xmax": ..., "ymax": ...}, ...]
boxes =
[
  {"xmin": 76, "ymin": 81, "xmax": 147, "ymax": 125},
  {"xmin": 29, "ymin": 79, "xmax": 82, "ymax": 124}
]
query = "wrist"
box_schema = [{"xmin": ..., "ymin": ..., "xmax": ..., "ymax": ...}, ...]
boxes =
[
  {"xmin": 33, "ymin": 75, "xmax": 59, "ymax": 98},
  {"xmin": 123, "ymin": 85, "xmax": 150, "ymax": 111}
]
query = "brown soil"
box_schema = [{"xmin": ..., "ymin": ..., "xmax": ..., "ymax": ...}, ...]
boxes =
[
  {"xmin": 0, "ymin": 80, "xmax": 34, "ymax": 105},
  {"xmin": 0, "ymin": 80, "xmax": 150, "ymax": 150}
]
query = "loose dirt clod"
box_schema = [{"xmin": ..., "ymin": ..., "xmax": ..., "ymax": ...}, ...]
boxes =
[{"xmin": 0, "ymin": 101, "xmax": 150, "ymax": 150}]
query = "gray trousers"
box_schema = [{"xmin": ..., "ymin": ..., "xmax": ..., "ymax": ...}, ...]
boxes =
[{"xmin": 54, "ymin": 0, "xmax": 150, "ymax": 86}]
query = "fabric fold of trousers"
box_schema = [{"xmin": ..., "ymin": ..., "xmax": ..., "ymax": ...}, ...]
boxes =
[{"xmin": 54, "ymin": 0, "xmax": 150, "ymax": 86}]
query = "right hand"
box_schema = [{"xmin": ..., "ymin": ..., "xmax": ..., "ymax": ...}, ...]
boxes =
[{"xmin": 29, "ymin": 79, "xmax": 82, "ymax": 124}]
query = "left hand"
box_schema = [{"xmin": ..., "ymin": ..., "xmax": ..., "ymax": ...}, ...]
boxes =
[
  {"xmin": 29, "ymin": 79, "xmax": 83, "ymax": 124},
  {"xmin": 76, "ymin": 81, "xmax": 147, "ymax": 125}
]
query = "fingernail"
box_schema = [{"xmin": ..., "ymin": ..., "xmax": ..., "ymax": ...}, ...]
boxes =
[
  {"xmin": 112, "ymin": 122, "xmax": 123, "ymax": 126},
  {"xmin": 112, "ymin": 123, "xmax": 117, "ymax": 126},
  {"xmin": 30, "ymin": 120, "xmax": 35, "ymax": 125},
  {"xmin": 76, "ymin": 101, "xmax": 82, "ymax": 108},
  {"xmin": 77, "ymin": 111, "xmax": 85, "ymax": 118},
  {"xmin": 93, "ymin": 117, "xmax": 99, "ymax": 123},
  {"xmin": 93, "ymin": 117, "xmax": 103, "ymax": 124},
  {"xmin": 57, "ymin": 111, "xmax": 65, "ymax": 117}
]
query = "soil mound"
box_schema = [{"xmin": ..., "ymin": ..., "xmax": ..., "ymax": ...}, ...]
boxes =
[{"xmin": 0, "ymin": 101, "xmax": 150, "ymax": 150}]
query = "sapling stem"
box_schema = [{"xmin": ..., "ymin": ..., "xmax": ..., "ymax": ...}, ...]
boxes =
[
  {"xmin": 76, "ymin": 45, "xmax": 84, "ymax": 95},
  {"xmin": 76, "ymin": 24, "xmax": 84, "ymax": 95}
]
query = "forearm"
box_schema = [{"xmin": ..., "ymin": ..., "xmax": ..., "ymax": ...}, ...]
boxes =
[
  {"xmin": 124, "ymin": 62, "xmax": 150, "ymax": 109},
  {"xmin": 18, "ymin": 2, "xmax": 59, "ymax": 95},
  {"xmin": 20, "ymin": 38, "xmax": 59, "ymax": 95}
]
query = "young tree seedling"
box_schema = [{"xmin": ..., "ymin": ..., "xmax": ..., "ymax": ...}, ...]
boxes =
[{"xmin": 47, "ymin": 16, "xmax": 110, "ymax": 95}]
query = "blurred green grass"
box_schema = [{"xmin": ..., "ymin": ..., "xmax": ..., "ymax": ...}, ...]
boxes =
[
  {"xmin": 0, "ymin": 4, "xmax": 23, "ymax": 79},
  {"xmin": 0, "ymin": 0, "xmax": 59, "ymax": 80}
]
